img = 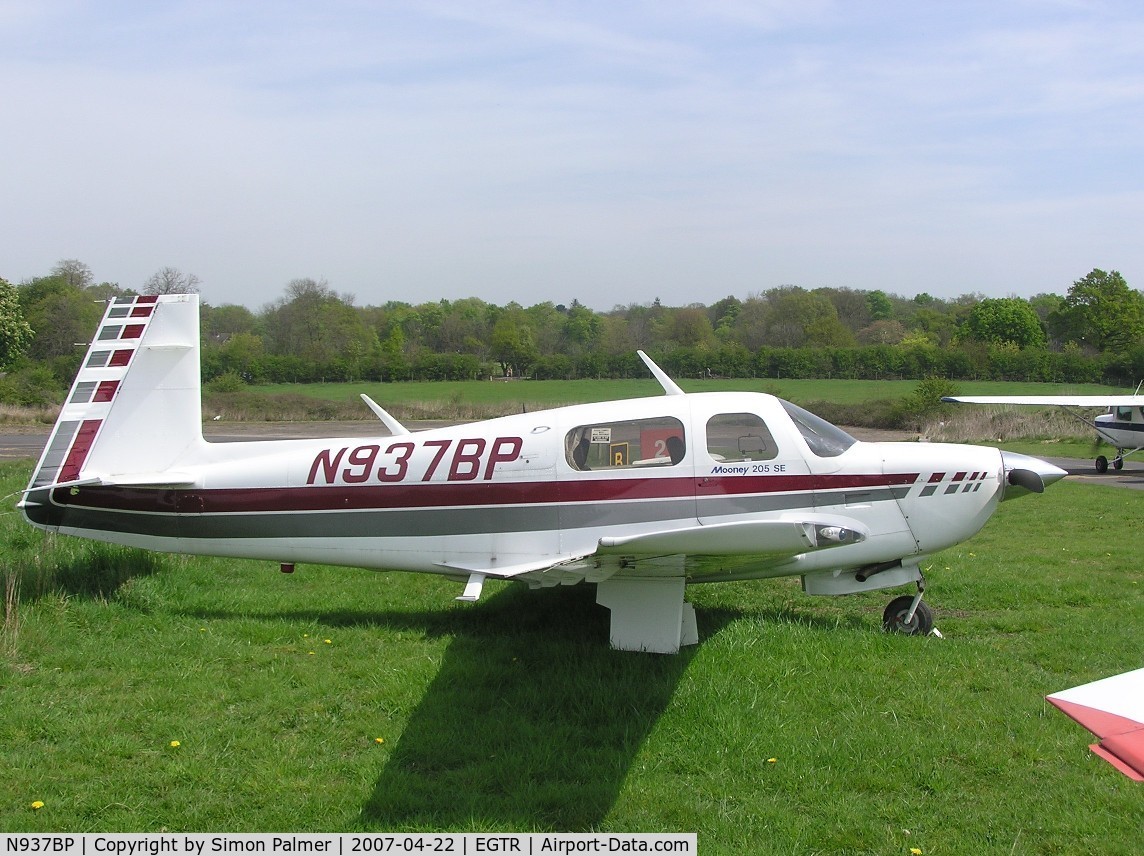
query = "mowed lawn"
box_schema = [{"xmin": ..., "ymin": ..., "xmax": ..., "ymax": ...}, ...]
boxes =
[{"xmin": 2, "ymin": 459, "xmax": 1142, "ymax": 852}]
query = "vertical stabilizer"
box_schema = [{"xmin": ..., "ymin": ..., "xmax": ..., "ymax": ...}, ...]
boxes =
[{"xmin": 25, "ymin": 294, "xmax": 204, "ymax": 491}]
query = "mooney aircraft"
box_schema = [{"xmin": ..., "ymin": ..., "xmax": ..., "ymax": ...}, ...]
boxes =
[
  {"xmin": 20, "ymin": 295, "xmax": 1068, "ymax": 653},
  {"xmin": 943, "ymin": 391, "xmax": 1144, "ymax": 473}
]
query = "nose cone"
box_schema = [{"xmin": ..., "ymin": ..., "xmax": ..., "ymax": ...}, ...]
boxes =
[{"xmin": 1000, "ymin": 451, "xmax": 1068, "ymax": 499}]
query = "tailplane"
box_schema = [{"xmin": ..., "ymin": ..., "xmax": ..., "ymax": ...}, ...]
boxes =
[{"xmin": 24, "ymin": 294, "xmax": 204, "ymax": 494}]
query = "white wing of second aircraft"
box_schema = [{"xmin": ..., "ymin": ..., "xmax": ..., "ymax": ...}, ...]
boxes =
[
  {"xmin": 943, "ymin": 395, "xmax": 1144, "ymax": 407},
  {"xmin": 1047, "ymin": 668, "xmax": 1144, "ymax": 781}
]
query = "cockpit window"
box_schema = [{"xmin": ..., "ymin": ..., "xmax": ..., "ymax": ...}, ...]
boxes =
[
  {"xmin": 566, "ymin": 416, "xmax": 686, "ymax": 470},
  {"xmin": 706, "ymin": 413, "xmax": 778, "ymax": 461},
  {"xmin": 780, "ymin": 400, "xmax": 857, "ymax": 457}
]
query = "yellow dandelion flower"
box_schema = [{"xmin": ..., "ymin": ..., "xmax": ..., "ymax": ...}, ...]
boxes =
[
  {"xmin": 910, "ymin": 848, "xmax": 922, "ymax": 855},
  {"xmin": 324, "ymin": 639, "xmax": 332, "ymax": 644},
  {"xmin": 308, "ymin": 651, "xmax": 315, "ymax": 655},
  {"xmin": 31, "ymin": 801, "xmax": 44, "ymax": 810},
  {"xmin": 766, "ymin": 758, "xmax": 777, "ymax": 764},
  {"xmin": 375, "ymin": 737, "xmax": 385, "ymax": 745},
  {"xmin": 169, "ymin": 740, "xmax": 181, "ymax": 748},
  {"xmin": 303, "ymin": 633, "xmax": 309, "ymax": 638}
]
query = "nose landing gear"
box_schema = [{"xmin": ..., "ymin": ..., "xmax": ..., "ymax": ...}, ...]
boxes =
[{"xmin": 883, "ymin": 580, "xmax": 934, "ymax": 635}]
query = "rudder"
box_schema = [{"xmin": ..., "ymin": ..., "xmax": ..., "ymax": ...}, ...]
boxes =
[{"xmin": 25, "ymin": 294, "xmax": 204, "ymax": 492}]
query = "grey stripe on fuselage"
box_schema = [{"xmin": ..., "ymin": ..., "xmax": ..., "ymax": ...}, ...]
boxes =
[{"xmin": 34, "ymin": 484, "xmax": 908, "ymax": 541}]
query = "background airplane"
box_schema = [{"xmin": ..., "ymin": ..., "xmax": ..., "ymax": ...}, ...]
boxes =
[
  {"xmin": 942, "ymin": 391, "xmax": 1144, "ymax": 473},
  {"xmin": 1048, "ymin": 668, "xmax": 1144, "ymax": 781},
  {"xmin": 20, "ymin": 294, "xmax": 1067, "ymax": 652}
]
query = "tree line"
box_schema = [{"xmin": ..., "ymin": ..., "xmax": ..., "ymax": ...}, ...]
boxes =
[{"xmin": 2, "ymin": 259, "xmax": 1143, "ymax": 407}]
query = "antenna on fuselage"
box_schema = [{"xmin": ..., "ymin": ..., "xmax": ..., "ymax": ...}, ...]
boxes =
[
  {"xmin": 638, "ymin": 350, "xmax": 686, "ymax": 396},
  {"xmin": 360, "ymin": 394, "xmax": 411, "ymax": 435}
]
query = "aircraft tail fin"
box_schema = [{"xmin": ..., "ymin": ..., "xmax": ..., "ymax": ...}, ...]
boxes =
[{"xmin": 25, "ymin": 294, "xmax": 205, "ymax": 493}]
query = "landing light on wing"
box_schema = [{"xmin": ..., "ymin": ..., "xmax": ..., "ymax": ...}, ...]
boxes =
[{"xmin": 816, "ymin": 525, "xmax": 860, "ymax": 543}]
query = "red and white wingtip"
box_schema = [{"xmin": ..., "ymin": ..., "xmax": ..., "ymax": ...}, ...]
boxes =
[{"xmin": 1047, "ymin": 668, "xmax": 1144, "ymax": 781}]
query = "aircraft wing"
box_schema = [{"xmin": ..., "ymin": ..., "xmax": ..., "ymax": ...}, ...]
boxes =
[
  {"xmin": 438, "ymin": 518, "xmax": 866, "ymax": 582},
  {"xmin": 1046, "ymin": 668, "xmax": 1144, "ymax": 781},
  {"xmin": 598, "ymin": 518, "xmax": 865, "ymax": 556},
  {"xmin": 943, "ymin": 395, "xmax": 1144, "ymax": 407}
]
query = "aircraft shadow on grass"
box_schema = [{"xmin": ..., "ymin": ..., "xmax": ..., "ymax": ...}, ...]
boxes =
[
  {"xmin": 14, "ymin": 540, "xmax": 166, "ymax": 601},
  {"xmin": 180, "ymin": 585, "xmax": 874, "ymax": 829},
  {"xmin": 354, "ymin": 584, "xmax": 710, "ymax": 830},
  {"xmin": 352, "ymin": 591, "xmax": 871, "ymax": 829},
  {"xmin": 186, "ymin": 584, "xmax": 736, "ymax": 830}
]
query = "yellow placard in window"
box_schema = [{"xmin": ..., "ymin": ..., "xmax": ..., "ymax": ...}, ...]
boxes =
[{"xmin": 610, "ymin": 442, "xmax": 629, "ymax": 467}]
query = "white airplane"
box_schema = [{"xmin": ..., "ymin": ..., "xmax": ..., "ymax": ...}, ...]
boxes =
[
  {"xmin": 943, "ymin": 391, "xmax": 1144, "ymax": 473},
  {"xmin": 1048, "ymin": 669, "xmax": 1144, "ymax": 781},
  {"xmin": 19, "ymin": 294, "xmax": 1068, "ymax": 653}
]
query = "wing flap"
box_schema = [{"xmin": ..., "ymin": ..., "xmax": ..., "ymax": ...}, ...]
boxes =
[
  {"xmin": 434, "ymin": 553, "xmax": 594, "ymax": 580},
  {"xmin": 1091, "ymin": 731, "xmax": 1144, "ymax": 782}
]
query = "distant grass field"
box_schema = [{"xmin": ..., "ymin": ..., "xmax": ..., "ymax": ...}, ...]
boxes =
[
  {"xmin": 249, "ymin": 377, "xmax": 1127, "ymax": 409},
  {"xmin": 2, "ymin": 460, "xmax": 1141, "ymax": 848}
]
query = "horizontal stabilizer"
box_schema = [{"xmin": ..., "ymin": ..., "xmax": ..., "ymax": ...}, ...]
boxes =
[
  {"xmin": 99, "ymin": 471, "xmax": 198, "ymax": 488},
  {"xmin": 598, "ymin": 518, "xmax": 866, "ymax": 557},
  {"xmin": 1047, "ymin": 667, "xmax": 1144, "ymax": 781}
]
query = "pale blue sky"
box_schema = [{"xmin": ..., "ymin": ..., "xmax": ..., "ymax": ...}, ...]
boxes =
[{"xmin": 4, "ymin": 1, "xmax": 1143, "ymax": 309}]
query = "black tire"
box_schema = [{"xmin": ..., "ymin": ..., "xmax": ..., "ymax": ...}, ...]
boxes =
[
  {"xmin": 1113, "ymin": 457, "xmax": 1124, "ymax": 471},
  {"xmin": 883, "ymin": 595, "xmax": 934, "ymax": 636},
  {"xmin": 1096, "ymin": 455, "xmax": 1109, "ymax": 474}
]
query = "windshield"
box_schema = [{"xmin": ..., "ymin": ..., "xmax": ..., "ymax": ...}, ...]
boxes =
[{"xmin": 780, "ymin": 400, "xmax": 857, "ymax": 458}]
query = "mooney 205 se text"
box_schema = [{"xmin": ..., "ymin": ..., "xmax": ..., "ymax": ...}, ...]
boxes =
[{"xmin": 20, "ymin": 295, "xmax": 1066, "ymax": 652}]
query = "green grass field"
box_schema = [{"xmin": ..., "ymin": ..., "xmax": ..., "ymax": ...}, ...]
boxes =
[{"xmin": 2, "ymin": 460, "xmax": 1142, "ymax": 851}]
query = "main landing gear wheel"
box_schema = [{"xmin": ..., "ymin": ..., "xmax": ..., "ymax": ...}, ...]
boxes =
[
  {"xmin": 1113, "ymin": 457, "xmax": 1124, "ymax": 470},
  {"xmin": 883, "ymin": 595, "xmax": 934, "ymax": 636},
  {"xmin": 1095, "ymin": 455, "xmax": 1109, "ymax": 474}
]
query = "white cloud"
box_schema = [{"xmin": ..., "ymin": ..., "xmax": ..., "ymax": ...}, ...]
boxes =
[{"xmin": 2, "ymin": 1, "xmax": 1143, "ymax": 307}]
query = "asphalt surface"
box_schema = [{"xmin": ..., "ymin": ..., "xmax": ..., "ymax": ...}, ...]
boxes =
[{"xmin": 2, "ymin": 425, "xmax": 1141, "ymax": 490}]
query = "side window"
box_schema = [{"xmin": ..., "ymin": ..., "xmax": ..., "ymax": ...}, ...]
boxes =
[
  {"xmin": 706, "ymin": 413, "xmax": 778, "ymax": 462},
  {"xmin": 1116, "ymin": 405, "xmax": 1133, "ymax": 421},
  {"xmin": 566, "ymin": 416, "xmax": 686, "ymax": 470}
]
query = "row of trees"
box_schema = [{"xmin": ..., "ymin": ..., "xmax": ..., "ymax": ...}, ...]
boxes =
[{"xmin": 2, "ymin": 260, "xmax": 1143, "ymax": 407}]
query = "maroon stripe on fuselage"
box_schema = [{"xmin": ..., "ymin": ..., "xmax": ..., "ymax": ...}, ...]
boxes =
[
  {"xmin": 54, "ymin": 472, "xmax": 920, "ymax": 515},
  {"xmin": 700, "ymin": 472, "xmax": 916, "ymax": 496}
]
